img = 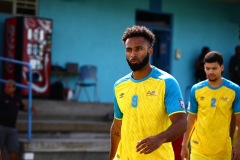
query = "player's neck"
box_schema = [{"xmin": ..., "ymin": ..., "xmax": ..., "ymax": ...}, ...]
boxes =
[
  {"xmin": 208, "ymin": 77, "xmax": 223, "ymax": 88},
  {"xmin": 132, "ymin": 64, "xmax": 152, "ymax": 80}
]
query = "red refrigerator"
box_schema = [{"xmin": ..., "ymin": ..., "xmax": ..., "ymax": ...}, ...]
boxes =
[{"xmin": 3, "ymin": 16, "xmax": 52, "ymax": 97}]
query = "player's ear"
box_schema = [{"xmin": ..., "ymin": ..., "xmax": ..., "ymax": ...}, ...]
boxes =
[
  {"xmin": 148, "ymin": 47, "xmax": 153, "ymax": 55},
  {"xmin": 221, "ymin": 65, "xmax": 224, "ymax": 72}
]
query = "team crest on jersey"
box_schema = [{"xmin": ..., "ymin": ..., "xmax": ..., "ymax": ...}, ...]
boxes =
[
  {"xmin": 146, "ymin": 91, "xmax": 158, "ymax": 96},
  {"xmin": 179, "ymin": 99, "xmax": 185, "ymax": 109}
]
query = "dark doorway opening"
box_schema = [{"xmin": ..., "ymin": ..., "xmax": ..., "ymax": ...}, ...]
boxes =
[{"xmin": 135, "ymin": 10, "xmax": 172, "ymax": 73}]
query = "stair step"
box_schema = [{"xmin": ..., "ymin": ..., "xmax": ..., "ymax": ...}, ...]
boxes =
[
  {"xmin": 14, "ymin": 99, "xmax": 113, "ymax": 160},
  {"xmin": 22, "ymin": 99, "xmax": 113, "ymax": 117},
  {"xmin": 19, "ymin": 132, "xmax": 110, "ymax": 139},
  {"xmin": 20, "ymin": 137, "xmax": 110, "ymax": 152},
  {"xmin": 17, "ymin": 120, "xmax": 111, "ymax": 133}
]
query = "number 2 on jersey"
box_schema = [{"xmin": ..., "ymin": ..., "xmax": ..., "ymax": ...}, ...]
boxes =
[{"xmin": 211, "ymin": 98, "xmax": 216, "ymax": 107}]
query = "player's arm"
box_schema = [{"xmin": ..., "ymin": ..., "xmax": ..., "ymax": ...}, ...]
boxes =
[
  {"xmin": 181, "ymin": 113, "xmax": 197, "ymax": 160},
  {"xmin": 109, "ymin": 118, "xmax": 122, "ymax": 160},
  {"xmin": 181, "ymin": 85, "xmax": 198, "ymax": 160},
  {"xmin": 232, "ymin": 114, "xmax": 240, "ymax": 160},
  {"xmin": 230, "ymin": 114, "xmax": 236, "ymax": 143},
  {"xmin": 159, "ymin": 112, "xmax": 187, "ymax": 143}
]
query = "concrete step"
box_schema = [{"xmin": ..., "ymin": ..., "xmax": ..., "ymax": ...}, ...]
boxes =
[
  {"xmin": 13, "ymin": 99, "xmax": 113, "ymax": 160},
  {"xmin": 20, "ymin": 137, "xmax": 109, "ymax": 152},
  {"xmin": 20, "ymin": 99, "xmax": 114, "ymax": 121},
  {"xmin": 22, "ymin": 99, "xmax": 113, "ymax": 115},
  {"xmin": 18, "ymin": 113, "xmax": 111, "ymax": 121},
  {"xmin": 17, "ymin": 119, "xmax": 112, "ymax": 133},
  {"xmin": 23, "ymin": 152, "xmax": 109, "ymax": 160},
  {"xmin": 19, "ymin": 133, "xmax": 110, "ymax": 152},
  {"xmin": 19, "ymin": 132, "xmax": 110, "ymax": 139},
  {"xmin": 19, "ymin": 133, "xmax": 110, "ymax": 160},
  {"xmin": 1, "ymin": 133, "xmax": 110, "ymax": 160}
]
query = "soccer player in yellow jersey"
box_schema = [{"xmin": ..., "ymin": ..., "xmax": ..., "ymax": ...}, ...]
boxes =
[
  {"xmin": 109, "ymin": 25, "xmax": 187, "ymax": 160},
  {"xmin": 181, "ymin": 51, "xmax": 240, "ymax": 160}
]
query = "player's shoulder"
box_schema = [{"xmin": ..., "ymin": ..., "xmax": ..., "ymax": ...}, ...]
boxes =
[
  {"xmin": 151, "ymin": 66, "xmax": 176, "ymax": 81},
  {"xmin": 191, "ymin": 80, "xmax": 208, "ymax": 91},
  {"xmin": 114, "ymin": 72, "xmax": 132, "ymax": 87},
  {"xmin": 150, "ymin": 66, "xmax": 182, "ymax": 89},
  {"xmin": 222, "ymin": 78, "xmax": 240, "ymax": 90}
]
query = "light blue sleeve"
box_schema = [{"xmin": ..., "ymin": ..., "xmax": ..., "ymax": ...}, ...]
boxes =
[
  {"xmin": 233, "ymin": 85, "xmax": 240, "ymax": 113},
  {"xmin": 189, "ymin": 86, "xmax": 198, "ymax": 114},
  {"xmin": 113, "ymin": 87, "xmax": 123, "ymax": 119},
  {"xmin": 165, "ymin": 77, "xmax": 186, "ymax": 115}
]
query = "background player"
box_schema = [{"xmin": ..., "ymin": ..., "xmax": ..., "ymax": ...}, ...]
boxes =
[{"xmin": 181, "ymin": 51, "xmax": 240, "ymax": 160}]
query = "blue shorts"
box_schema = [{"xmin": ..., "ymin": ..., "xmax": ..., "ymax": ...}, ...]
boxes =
[{"xmin": 0, "ymin": 125, "xmax": 19, "ymax": 153}]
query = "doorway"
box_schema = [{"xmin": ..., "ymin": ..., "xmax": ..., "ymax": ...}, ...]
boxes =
[
  {"xmin": 152, "ymin": 30, "xmax": 171, "ymax": 73},
  {"xmin": 135, "ymin": 10, "xmax": 172, "ymax": 73}
]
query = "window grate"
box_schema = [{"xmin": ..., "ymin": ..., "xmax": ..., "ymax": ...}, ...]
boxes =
[{"xmin": 0, "ymin": 0, "xmax": 37, "ymax": 16}]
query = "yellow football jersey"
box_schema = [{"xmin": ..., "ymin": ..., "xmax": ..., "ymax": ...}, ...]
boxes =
[
  {"xmin": 189, "ymin": 79, "xmax": 240, "ymax": 157},
  {"xmin": 113, "ymin": 66, "xmax": 186, "ymax": 160}
]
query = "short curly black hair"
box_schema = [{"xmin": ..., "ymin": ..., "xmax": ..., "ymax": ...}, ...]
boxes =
[
  {"xmin": 204, "ymin": 51, "xmax": 223, "ymax": 66},
  {"xmin": 122, "ymin": 25, "xmax": 155, "ymax": 47}
]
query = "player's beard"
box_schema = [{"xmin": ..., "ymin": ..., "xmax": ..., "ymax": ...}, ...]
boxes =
[
  {"xmin": 208, "ymin": 78, "xmax": 217, "ymax": 82},
  {"xmin": 127, "ymin": 53, "xmax": 149, "ymax": 72},
  {"xmin": 207, "ymin": 74, "xmax": 218, "ymax": 82}
]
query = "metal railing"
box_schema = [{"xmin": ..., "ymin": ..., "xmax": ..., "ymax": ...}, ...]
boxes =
[{"xmin": 0, "ymin": 56, "xmax": 32, "ymax": 142}]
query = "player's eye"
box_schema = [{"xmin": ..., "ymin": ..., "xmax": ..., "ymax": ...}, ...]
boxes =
[
  {"xmin": 136, "ymin": 47, "xmax": 142, "ymax": 51},
  {"xmin": 205, "ymin": 67, "xmax": 210, "ymax": 70},
  {"xmin": 126, "ymin": 48, "xmax": 132, "ymax": 52}
]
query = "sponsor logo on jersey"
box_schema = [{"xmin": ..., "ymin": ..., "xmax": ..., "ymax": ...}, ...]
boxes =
[
  {"xmin": 146, "ymin": 91, "xmax": 158, "ymax": 96},
  {"xmin": 221, "ymin": 97, "xmax": 230, "ymax": 102}
]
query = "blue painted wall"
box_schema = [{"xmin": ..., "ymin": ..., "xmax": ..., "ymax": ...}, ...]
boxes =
[
  {"xmin": 0, "ymin": 0, "xmax": 239, "ymax": 102},
  {"xmin": 162, "ymin": 0, "xmax": 240, "ymax": 97},
  {"xmin": 38, "ymin": 0, "xmax": 149, "ymax": 102}
]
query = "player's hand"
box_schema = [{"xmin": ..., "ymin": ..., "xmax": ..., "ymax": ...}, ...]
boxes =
[
  {"xmin": 180, "ymin": 145, "xmax": 189, "ymax": 160},
  {"xmin": 136, "ymin": 135, "xmax": 163, "ymax": 154},
  {"xmin": 232, "ymin": 143, "xmax": 240, "ymax": 160}
]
